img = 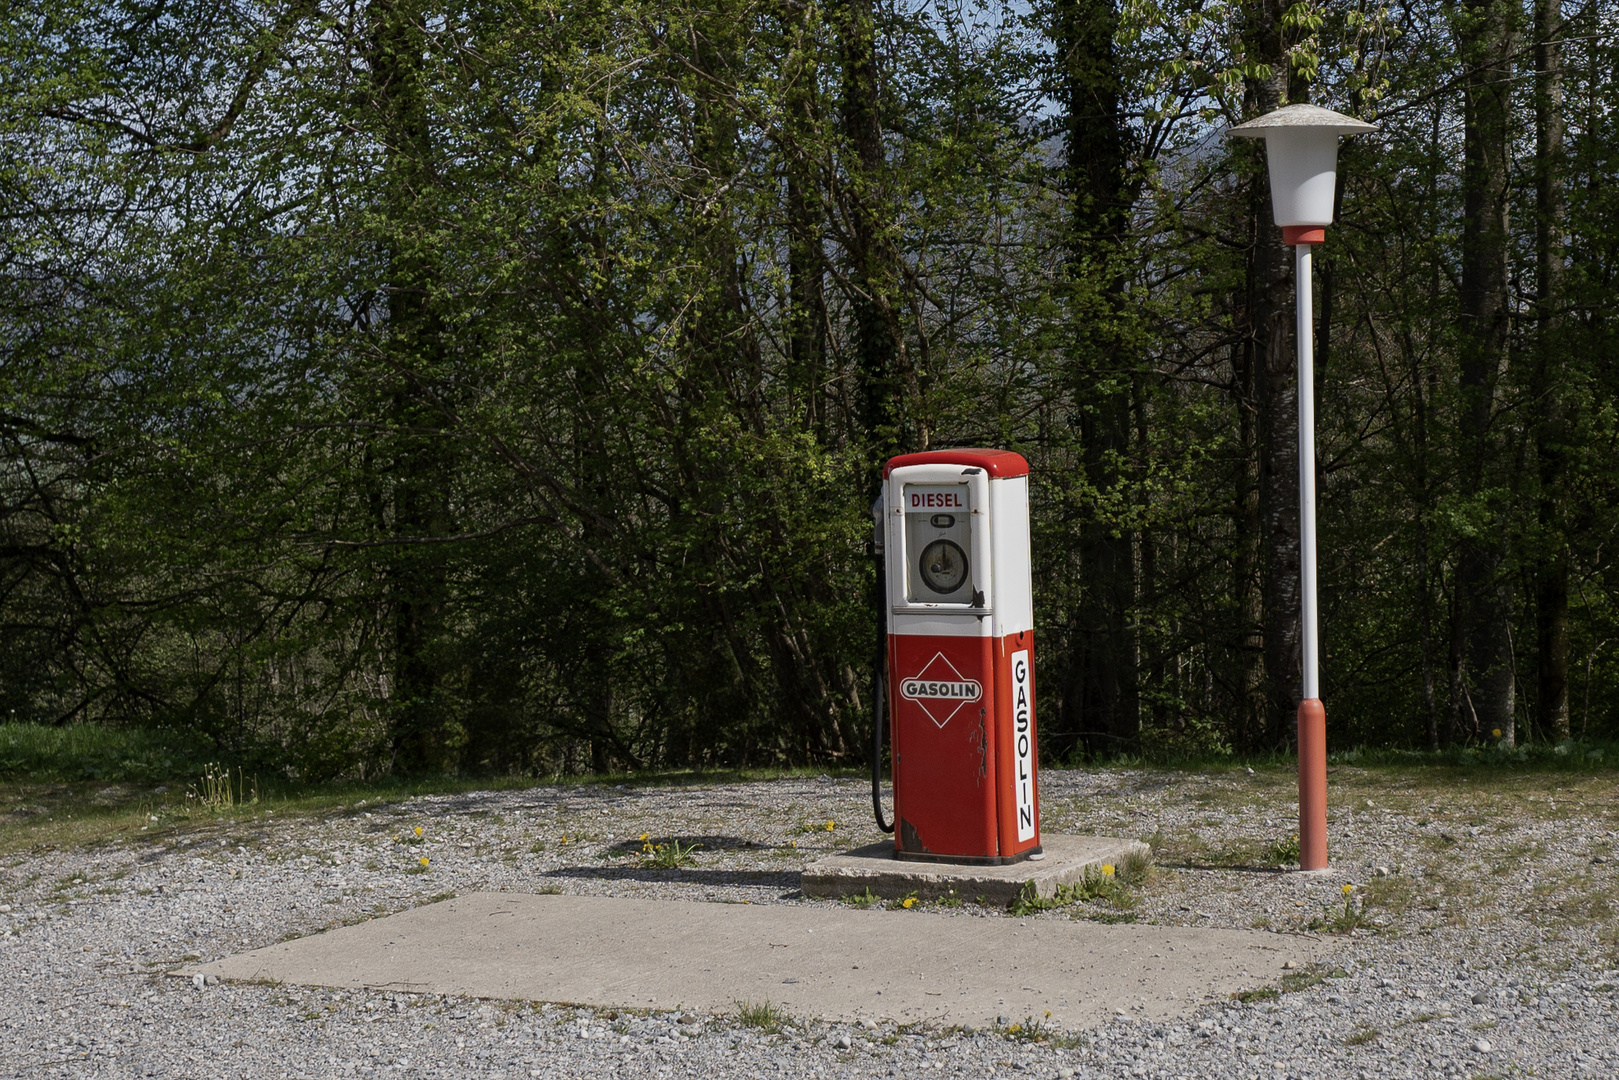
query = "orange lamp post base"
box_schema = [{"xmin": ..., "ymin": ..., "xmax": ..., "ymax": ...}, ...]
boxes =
[{"xmin": 1297, "ymin": 698, "xmax": 1328, "ymax": 870}]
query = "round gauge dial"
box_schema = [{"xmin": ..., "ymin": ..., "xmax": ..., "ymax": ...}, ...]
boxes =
[{"xmin": 918, "ymin": 539, "xmax": 969, "ymax": 595}]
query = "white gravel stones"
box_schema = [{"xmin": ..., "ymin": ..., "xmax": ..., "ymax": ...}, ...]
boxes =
[{"xmin": 1, "ymin": 767, "xmax": 1616, "ymax": 1078}]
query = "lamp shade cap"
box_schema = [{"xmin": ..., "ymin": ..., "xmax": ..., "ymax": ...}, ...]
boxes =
[{"xmin": 1226, "ymin": 103, "xmax": 1379, "ymax": 138}]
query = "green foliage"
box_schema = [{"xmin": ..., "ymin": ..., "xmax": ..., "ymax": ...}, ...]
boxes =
[
  {"xmin": 185, "ymin": 762, "xmax": 258, "ymax": 813},
  {"xmin": 994, "ymin": 1015, "xmax": 1086, "ymax": 1048},
  {"xmin": 0, "ymin": 724, "xmax": 216, "ymax": 783},
  {"xmin": 1264, "ymin": 836, "xmax": 1302, "ymax": 866},
  {"xmin": 639, "ymin": 837, "xmax": 702, "ymax": 870},
  {"xmin": 1007, "ymin": 858, "xmax": 1145, "ymax": 917},
  {"xmin": 2, "ymin": 0, "xmax": 1617, "ymax": 775},
  {"xmin": 1309, "ymin": 885, "xmax": 1377, "ymax": 933},
  {"xmin": 733, "ymin": 1001, "xmax": 788, "ymax": 1033}
]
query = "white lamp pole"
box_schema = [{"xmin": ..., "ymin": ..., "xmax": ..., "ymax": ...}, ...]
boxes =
[{"xmin": 1228, "ymin": 104, "xmax": 1376, "ymax": 872}]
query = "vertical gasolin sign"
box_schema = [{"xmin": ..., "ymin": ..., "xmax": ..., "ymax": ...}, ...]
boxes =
[{"xmin": 880, "ymin": 449, "xmax": 1040, "ymax": 863}]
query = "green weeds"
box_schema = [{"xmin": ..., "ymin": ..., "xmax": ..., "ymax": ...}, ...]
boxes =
[
  {"xmin": 994, "ymin": 1015, "xmax": 1086, "ymax": 1048},
  {"xmin": 641, "ymin": 837, "xmax": 702, "ymax": 869},
  {"xmin": 1280, "ymin": 964, "xmax": 1348, "ymax": 993},
  {"xmin": 1008, "ymin": 853, "xmax": 1149, "ymax": 917},
  {"xmin": 734, "ymin": 1000, "xmax": 788, "ymax": 1033},
  {"xmin": 1263, "ymin": 835, "xmax": 1301, "ymax": 866},
  {"xmin": 1309, "ymin": 885, "xmax": 1377, "ymax": 933},
  {"xmin": 186, "ymin": 763, "xmax": 258, "ymax": 813},
  {"xmin": 1235, "ymin": 963, "xmax": 1346, "ymax": 1004}
]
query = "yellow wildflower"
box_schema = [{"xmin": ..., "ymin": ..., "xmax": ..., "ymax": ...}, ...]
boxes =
[
  {"xmin": 901, "ymin": 897, "xmax": 916, "ymax": 909},
  {"xmin": 419, "ymin": 857, "xmax": 430, "ymax": 868},
  {"xmin": 824, "ymin": 820, "xmax": 835, "ymax": 831},
  {"xmin": 1101, "ymin": 864, "xmax": 1115, "ymax": 877},
  {"xmin": 414, "ymin": 826, "xmax": 424, "ymax": 838},
  {"xmin": 1342, "ymin": 884, "xmax": 1353, "ymax": 895}
]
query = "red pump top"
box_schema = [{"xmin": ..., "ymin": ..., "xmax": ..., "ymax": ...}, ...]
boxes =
[{"xmin": 882, "ymin": 449, "xmax": 1029, "ymax": 479}]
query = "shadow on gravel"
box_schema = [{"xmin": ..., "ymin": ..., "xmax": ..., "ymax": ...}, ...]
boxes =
[
  {"xmin": 599, "ymin": 834, "xmax": 764, "ymax": 855},
  {"xmin": 541, "ymin": 864, "xmax": 800, "ymax": 891},
  {"xmin": 1156, "ymin": 862, "xmax": 1291, "ymax": 874}
]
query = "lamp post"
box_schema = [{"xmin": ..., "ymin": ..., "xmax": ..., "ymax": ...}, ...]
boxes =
[{"xmin": 1228, "ymin": 104, "xmax": 1376, "ymax": 872}]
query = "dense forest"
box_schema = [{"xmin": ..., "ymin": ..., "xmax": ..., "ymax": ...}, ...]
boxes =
[{"xmin": 2, "ymin": 0, "xmax": 1616, "ymax": 778}]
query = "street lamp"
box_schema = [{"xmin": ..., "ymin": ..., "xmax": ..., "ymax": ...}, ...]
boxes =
[{"xmin": 1228, "ymin": 103, "xmax": 1377, "ymax": 872}]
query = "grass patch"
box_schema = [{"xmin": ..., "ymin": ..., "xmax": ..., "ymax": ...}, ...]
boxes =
[
  {"xmin": 734, "ymin": 1000, "xmax": 788, "ymax": 1033},
  {"xmin": 1280, "ymin": 964, "xmax": 1347, "ymax": 993},
  {"xmin": 1309, "ymin": 886, "xmax": 1379, "ymax": 934},
  {"xmin": 1234, "ymin": 963, "xmax": 1344, "ymax": 1005},
  {"xmin": 0, "ymin": 723, "xmax": 217, "ymax": 784},
  {"xmin": 640, "ymin": 837, "xmax": 702, "ymax": 869},
  {"xmin": 1262, "ymin": 836, "xmax": 1300, "ymax": 866},
  {"xmin": 843, "ymin": 888, "xmax": 880, "ymax": 909},
  {"xmin": 1394, "ymin": 1011, "xmax": 1445, "ymax": 1028},
  {"xmin": 1343, "ymin": 1027, "xmax": 1379, "ymax": 1046},
  {"xmin": 186, "ymin": 762, "xmax": 259, "ymax": 813},
  {"xmin": 1008, "ymin": 852, "xmax": 1149, "ymax": 917}
]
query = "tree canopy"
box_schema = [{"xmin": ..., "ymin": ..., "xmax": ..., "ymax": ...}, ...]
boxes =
[{"xmin": 3, "ymin": 0, "xmax": 1616, "ymax": 776}]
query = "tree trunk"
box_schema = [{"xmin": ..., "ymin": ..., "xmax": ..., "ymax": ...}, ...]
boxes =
[
  {"xmin": 836, "ymin": 0, "xmax": 919, "ymax": 470},
  {"xmin": 782, "ymin": 8, "xmax": 829, "ymax": 443},
  {"xmin": 1232, "ymin": 335, "xmax": 1267, "ymax": 750},
  {"xmin": 1239, "ymin": 0, "xmax": 1307, "ymax": 746},
  {"xmin": 1410, "ymin": 340, "xmax": 1440, "ymax": 750},
  {"xmin": 1532, "ymin": 0, "xmax": 1570, "ymax": 742},
  {"xmin": 1057, "ymin": 0, "xmax": 1138, "ymax": 755},
  {"xmin": 1455, "ymin": 0, "xmax": 1519, "ymax": 746},
  {"xmin": 369, "ymin": 0, "xmax": 456, "ymax": 774}
]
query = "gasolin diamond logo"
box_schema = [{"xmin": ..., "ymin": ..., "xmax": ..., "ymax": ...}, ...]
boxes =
[{"xmin": 899, "ymin": 652, "xmax": 983, "ymax": 728}]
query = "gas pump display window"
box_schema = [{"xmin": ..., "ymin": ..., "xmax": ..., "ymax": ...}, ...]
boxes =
[
  {"xmin": 918, "ymin": 539, "xmax": 968, "ymax": 594},
  {"xmin": 902, "ymin": 483, "xmax": 975, "ymax": 603}
]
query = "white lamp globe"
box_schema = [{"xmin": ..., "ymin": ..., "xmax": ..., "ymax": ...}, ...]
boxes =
[{"xmin": 1228, "ymin": 104, "xmax": 1377, "ymax": 236}]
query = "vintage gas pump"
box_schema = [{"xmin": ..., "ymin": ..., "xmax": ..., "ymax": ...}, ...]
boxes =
[{"xmin": 870, "ymin": 449, "xmax": 1040, "ymax": 863}]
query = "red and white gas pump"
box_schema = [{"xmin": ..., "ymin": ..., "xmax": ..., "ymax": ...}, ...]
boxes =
[{"xmin": 871, "ymin": 449, "xmax": 1040, "ymax": 864}]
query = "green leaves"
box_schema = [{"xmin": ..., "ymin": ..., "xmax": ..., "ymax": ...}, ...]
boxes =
[{"xmin": 4, "ymin": 0, "xmax": 1619, "ymax": 771}]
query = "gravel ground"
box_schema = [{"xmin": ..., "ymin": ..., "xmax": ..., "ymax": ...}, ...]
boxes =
[{"xmin": 3, "ymin": 765, "xmax": 1617, "ymax": 1078}]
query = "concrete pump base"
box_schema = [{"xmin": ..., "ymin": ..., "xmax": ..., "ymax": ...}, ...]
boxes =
[{"xmin": 801, "ymin": 832, "xmax": 1152, "ymax": 905}]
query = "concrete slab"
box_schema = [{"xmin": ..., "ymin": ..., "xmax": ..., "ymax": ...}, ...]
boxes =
[
  {"xmin": 178, "ymin": 892, "xmax": 1330, "ymax": 1030},
  {"xmin": 801, "ymin": 833, "xmax": 1151, "ymax": 904}
]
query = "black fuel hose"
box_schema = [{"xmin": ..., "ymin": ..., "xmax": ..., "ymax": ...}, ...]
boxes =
[{"xmin": 872, "ymin": 539, "xmax": 894, "ymax": 834}]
